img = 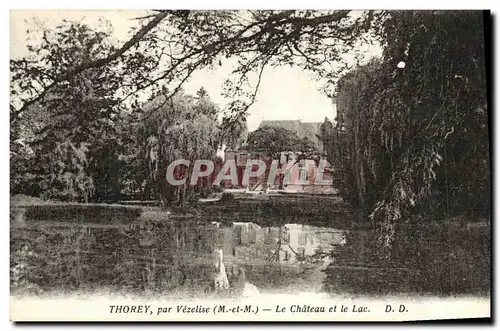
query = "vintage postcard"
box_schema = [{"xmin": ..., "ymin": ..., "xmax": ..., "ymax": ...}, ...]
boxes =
[{"xmin": 9, "ymin": 9, "xmax": 491, "ymax": 322}]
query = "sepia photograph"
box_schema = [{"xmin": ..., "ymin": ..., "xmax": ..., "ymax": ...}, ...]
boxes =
[{"xmin": 8, "ymin": 7, "xmax": 491, "ymax": 322}]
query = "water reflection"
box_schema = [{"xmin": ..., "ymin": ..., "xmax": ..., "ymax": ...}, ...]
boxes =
[
  {"xmin": 11, "ymin": 213, "xmax": 348, "ymax": 296},
  {"xmin": 216, "ymin": 222, "xmax": 347, "ymax": 265},
  {"xmin": 207, "ymin": 222, "xmax": 348, "ymax": 295}
]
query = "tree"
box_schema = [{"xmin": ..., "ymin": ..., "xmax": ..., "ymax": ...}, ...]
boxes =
[
  {"xmin": 370, "ymin": 11, "xmax": 488, "ymax": 251},
  {"xmin": 133, "ymin": 89, "xmax": 221, "ymax": 203},
  {"xmin": 324, "ymin": 11, "xmax": 489, "ymax": 253},
  {"xmin": 220, "ymin": 113, "xmax": 248, "ymax": 150},
  {"xmin": 11, "ymin": 20, "xmax": 125, "ymax": 201},
  {"xmin": 11, "ymin": 10, "xmax": 489, "ymax": 252},
  {"xmin": 246, "ymin": 125, "xmax": 317, "ymax": 189},
  {"xmin": 246, "ymin": 126, "xmax": 302, "ymax": 160},
  {"xmin": 319, "ymin": 117, "xmax": 358, "ymax": 211},
  {"xmin": 10, "ymin": 10, "xmax": 376, "ymax": 199},
  {"xmin": 328, "ymin": 60, "xmax": 382, "ymax": 223},
  {"xmin": 196, "ymin": 86, "xmax": 209, "ymax": 99},
  {"xmin": 11, "ymin": 11, "xmax": 377, "ymax": 128}
]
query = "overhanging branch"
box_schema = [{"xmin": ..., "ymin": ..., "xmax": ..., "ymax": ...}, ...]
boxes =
[{"xmin": 11, "ymin": 11, "xmax": 169, "ymax": 122}]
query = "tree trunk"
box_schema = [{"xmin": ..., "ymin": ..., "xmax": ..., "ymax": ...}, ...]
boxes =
[{"xmin": 261, "ymin": 154, "xmax": 272, "ymax": 191}]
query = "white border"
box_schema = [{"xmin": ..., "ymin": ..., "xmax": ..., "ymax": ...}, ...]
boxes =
[{"xmin": 2, "ymin": 2, "xmax": 498, "ymax": 330}]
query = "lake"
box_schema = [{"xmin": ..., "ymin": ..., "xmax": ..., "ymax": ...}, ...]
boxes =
[{"xmin": 10, "ymin": 206, "xmax": 348, "ymax": 297}]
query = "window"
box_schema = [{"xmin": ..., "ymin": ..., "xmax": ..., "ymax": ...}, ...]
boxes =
[
  {"xmin": 284, "ymin": 170, "xmax": 291, "ymax": 186},
  {"xmin": 248, "ymin": 226, "xmax": 256, "ymax": 244},
  {"xmin": 299, "ymin": 168, "xmax": 308, "ymax": 182},
  {"xmin": 297, "ymin": 247, "xmax": 306, "ymax": 258},
  {"xmin": 280, "ymin": 153, "xmax": 287, "ymax": 165},
  {"xmin": 298, "ymin": 233, "xmax": 307, "ymax": 245},
  {"xmin": 235, "ymin": 226, "xmax": 242, "ymax": 245},
  {"xmin": 298, "ymin": 159, "xmax": 308, "ymax": 182}
]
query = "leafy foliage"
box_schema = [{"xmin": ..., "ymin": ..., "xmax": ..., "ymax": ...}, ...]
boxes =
[
  {"xmin": 245, "ymin": 126, "xmax": 310, "ymax": 159},
  {"xmin": 126, "ymin": 88, "xmax": 222, "ymax": 202},
  {"xmin": 11, "ymin": 11, "xmax": 376, "ymax": 132},
  {"xmin": 320, "ymin": 11, "xmax": 489, "ymax": 251},
  {"xmin": 220, "ymin": 113, "xmax": 248, "ymax": 150},
  {"xmin": 11, "ymin": 21, "xmax": 124, "ymax": 201},
  {"xmin": 11, "ymin": 11, "xmax": 489, "ymax": 252}
]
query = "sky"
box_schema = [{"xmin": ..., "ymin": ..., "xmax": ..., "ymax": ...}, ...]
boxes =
[{"xmin": 10, "ymin": 10, "xmax": 381, "ymax": 132}]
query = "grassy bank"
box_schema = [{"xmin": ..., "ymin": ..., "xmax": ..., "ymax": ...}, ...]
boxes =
[{"xmin": 325, "ymin": 223, "xmax": 490, "ymax": 297}]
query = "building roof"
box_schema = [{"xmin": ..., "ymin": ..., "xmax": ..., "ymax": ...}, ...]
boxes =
[{"xmin": 257, "ymin": 120, "xmax": 323, "ymax": 149}]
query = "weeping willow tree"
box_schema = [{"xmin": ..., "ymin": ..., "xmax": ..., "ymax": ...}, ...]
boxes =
[
  {"xmin": 322, "ymin": 11, "xmax": 489, "ymax": 253},
  {"xmin": 134, "ymin": 88, "xmax": 221, "ymax": 203},
  {"xmin": 331, "ymin": 60, "xmax": 383, "ymax": 224}
]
